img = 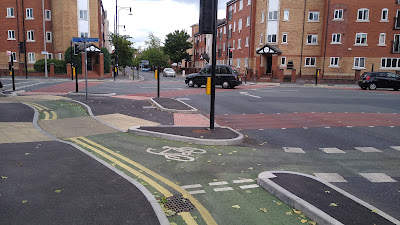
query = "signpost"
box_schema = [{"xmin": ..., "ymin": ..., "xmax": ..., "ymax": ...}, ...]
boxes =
[
  {"xmin": 71, "ymin": 37, "xmax": 99, "ymax": 99},
  {"xmin": 7, "ymin": 51, "xmax": 15, "ymax": 91}
]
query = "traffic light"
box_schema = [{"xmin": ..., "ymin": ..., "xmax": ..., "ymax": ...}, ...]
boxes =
[
  {"xmin": 199, "ymin": 0, "xmax": 213, "ymax": 34},
  {"xmin": 228, "ymin": 48, "xmax": 233, "ymax": 59},
  {"xmin": 8, "ymin": 62, "xmax": 12, "ymax": 71},
  {"xmin": 73, "ymin": 43, "xmax": 80, "ymax": 55},
  {"xmin": 19, "ymin": 42, "xmax": 25, "ymax": 53}
]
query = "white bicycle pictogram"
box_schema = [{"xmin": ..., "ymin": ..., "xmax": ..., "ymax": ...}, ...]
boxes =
[{"xmin": 146, "ymin": 146, "xmax": 207, "ymax": 162}]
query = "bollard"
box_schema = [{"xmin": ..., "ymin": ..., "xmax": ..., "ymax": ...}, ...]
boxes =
[{"xmin": 206, "ymin": 77, "xmax": 211, "ymax": 95}]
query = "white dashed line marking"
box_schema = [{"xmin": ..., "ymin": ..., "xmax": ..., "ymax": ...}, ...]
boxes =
[
  {"xmin": 209, "ymin": 181, "xmax": 228, "ymax": 186},
  {"xmin": 239, "ymin": 184, "xmax": 259, "ymax": 189},
  {"xmin": 320, "ymin": 148, "xmax": 346, "ymax": 154},
  {"xmin": 354, "ymin": 147, "xmax": 382, "ymax": 153},
  {"xmin": 347, "ymin": 126, "xmax": 354, "ymax": 128},
  {"xmin": 181, "ymin": 184, "xmax": 202, "ymax": 189},
  {"xmin": 390, "ymin": 126, "xmax": 395, "ymax": 128},
  {"xmin": 281, "ymin": 128, "xmax": 287, "ymax": 130},
  {"xmin": 259, "ymin": 129, "xmax": 264, "ymax": 131},
  {"xmin": 359, "ymin": 173, "xmax": 398, "ymax": 183},
  {"xmin": 303, "ymin": 127, "xmax": 308, "ymax": 129},
  {"xmin": 368, "ymin": 126, "xmax": 375, "ymax": 128},
  {"xmin": 233, "ymin": 179, "xmax": 254, "ymax": 184},
  {"xmin": 188, "ymin": 190, "xmax": 206, "ymax": 195},
  {"xmin": 283, "ymin": 147, "xmax": 305, "ymax": 153},
  {"xmin": 391, "ymin": 146, "xmax": 400, "ymax": 151},
  {"xmin": 325, "ymin": 127, "xmax": 331, "ymax": 129},
  {"xmin": 214, "ymin": 187, "xmax": 234, "ymax": 192},
  {"xmin": 277, "ymin": 113, "xmax": 281, "ymax": 114},
  {"xmin": 314, "ymin": 173, "xmax": 348, "ymax": 183}
]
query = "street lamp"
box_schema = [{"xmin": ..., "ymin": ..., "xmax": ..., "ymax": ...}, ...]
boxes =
[{"xmin": 114, "ymin": 3, "xmax": 132, "ymax": 81}]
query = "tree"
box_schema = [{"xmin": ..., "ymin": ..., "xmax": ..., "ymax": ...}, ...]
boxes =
[
  {"xmin": 101, "ymin": 48, "xmax": 111, "ymax": 74},
  {"xmin": 111, "ymin": 34, "xmax": 135, "ymax": 74},
  {"xmin": 163, "ymin": 30, "xmax": 192, "ymax": 64},
  {"xmin": 138, "ymin": 33, "xmax": 169, "ymax": 68}
]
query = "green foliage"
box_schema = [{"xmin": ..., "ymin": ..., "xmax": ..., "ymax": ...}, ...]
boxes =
[
  {"xmin": 111, "ymin": 34, "xmax": 135, "ymax": 69},
  {"xmin": 33, "ymin": 59, "xmax": 67, "ymax": 74},
  {"xmin": 101, "ymin": 48, "xmax": 111, "ymax": 73},
  {"xmin": 64, "ymin": 46, "xmax": 82, "ymax": 73},
  {"xmin": 136, "ymin": 33, "xmax": 169, "ymax": 68},
  {"xmin": 163, "ymin": 30, "xmax": 192, "ymax": 63}
]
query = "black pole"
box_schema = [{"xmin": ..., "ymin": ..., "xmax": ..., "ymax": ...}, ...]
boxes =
[
  {"xmin": 22, "ymin": 0, "xmax": 28, "ymax": 79},
  {"xmin": 70, "ymin": 40, "xmax": 73, "ymax": 80},
  {"xmin": 115, "ymin": 0, "xmax": 118, "ymax": 81},
  {"xmin": 11, "ymin": 56, "xmax": 15, "ymax": 91},
  {"xmin": 75, "ymin": 65, "xmax": 78, "ymax": 92},
  {"xmin": 157, "ymin": 67, "xmax": 160, "ymax": 98},
  {"xmin": 210, "ymin": 0, "xmax": 217, "ymax": 130}
]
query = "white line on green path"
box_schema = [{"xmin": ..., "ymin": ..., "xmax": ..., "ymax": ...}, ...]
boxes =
[
  {"xmin": 359, "ymin": 173, "xmax": 398, "ymax": 183},
  {"xmin": 181, "ymin": 184, "xmax": 202, "ymax": 189},
  {"xmin": 354, "ymin": 147, "xmax": 382, "ymax": 153},
  {"xmin": 214, "ymin": 187, "xmax": 234, "ymax": 192},
  {"xmin": 239, "ymin": 184, "xmax": 259, "ymax": 189},
  {"xmin": 320, "ymin": 147, "xmax": 346, "ymax": 153},
  {"xmin": 188, "ymin": 190, "xmax": 206, "ymax": 195},
  {"xmin": 208, "ymin": 181, "xmax": 228, "ymax": 186},
  {"xmin": 232, "ymin": 179, "xmax": 254, "ymax": 184},
  {"xmin": 391, "ymin": 146, "xmax": 400, "ymax": 151}
]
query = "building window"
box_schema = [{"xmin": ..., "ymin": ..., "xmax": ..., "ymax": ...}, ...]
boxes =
[
  {"xmin": 238, "ymin": 39, "xmax": 241, "ymax": 49},
  {"xmin": 223, "ymin": 43, "xmax": 226, "ymax": 51},
  {"xmin": 7, "ymin": 7, "xmax": 14, "ymax": 17},
  {"xmin": 246, "ymin": 16, "xmax": 250, "ymax": 27},
  {"xmin": 354, "ymin": 57, "xmax": 365, "ymax": 68},
  {"xmin": 330, "ymin": 57, "xmax": 339, "ymax": 67},
  {"xmin": 332, "ymin": 33, "xmax": 341, "ymax": 43},
  {"xmin": 381, "ymin": 58, "xmax": 400, "ymax": 69},
  {"xmin": 355, "ymin": 33, "xmax": 367, "ymax": 45},
  {"xmin": 245, "ymin": 37, "xmax": 249, "ymax": 47},
  {"xmin": 8, "ymin": 30, "xmax": 16, "ymax": 40},
  {"xmin": 245, "ymin": 58, "xmax": 249, "ymax": 67},
  {"xmin": 306, "ymin": 34, "xmax": 318, "ymax": 44},
  {"xmin": 238, "ymin": 19, "xmax": 242, "ymax": 30},
  {"xmin": 224, "ymin": 26, "xmax": 226, "ymax": 34},
  {"xmin": 333, "ymin": 9, "xmax": 343, "ymax": 20},
  {"xmin": 267, "ymin": 34, "xmax": 277, "ymax": 43},
  {"xmin": 233, "ymin": 21, "xmax": 236, "ymax": 32},
  {"xmin": 247, "ymin": 0, "xmax": 251, "ymax": 6},
  {"xmin": 233, "ymin": 40, "xmax": 235, "ymax": 49},
  {"xmin": 357, "ymin": 9, "xmax": 369, "ymax": 21},
  {"xmin": 260, "ymin": 34, "xmax": 264, "ymax": 45},
  {"xmin": 308, "ymin": 11, "xmax": 319, "ymax": 21},
  {"xmin": 27, "ymin": 30, "xmax": 34, "ymax": 41},
  {"xmin": 261, "ymin": 11, "xmax": 265, "ymax": 23},
  {"xmin": 11, "ymin": 52, "xmax": 17, "ymax": 62},
  {"xmin": 379, "ymin": 33, "xmax": 386, "ymax": 45},
  {"xmin": 239, "ymin": 0, "xmax": 243, "ymax": 10},
  {"xmin": 46, "ymin": 32, "xmax": 52, "ymax": 42},
  {"xmin": 237, "ymin": 58, "xmax": 241, "ymax": 68},
  {"xmin": 28, "ymin": 53, "xmax": 36, "ymax": 63},
  {"xmin": 48, "ymin": 53, "xmax": 53, "ymax": 59},
  {"xmin": 305, "ymin": 57, "xmax": 316, "ymax": 66},
  {"xmin": 45, "ymin": 10, "xmax": 51, "ymax": 20},
  {"xmin": 283, "ymin": 10, "xmax": 289, "ymax": 21},
  {"xmin": 282, "ymin": 33, "xmax": 288, "ymax": 43},
  {"xmin": 281, "ymin": 57, "xmax": 286, "ymax": 66},
  {"xmin": 269, "ymin": 11, "xmax": 278, "ymax": 20},
  {"xmin": 381, "ymin": 9, "xmax": 388, "ymax": 21},
  {"xmin": 26, "ymin": 8, "xmax": 33, "ymax": 19},
  {"xmin": 58, "ymin": 53, "xmax": 63, "ymax": 60},
  {"xmin": 80, "ymin": 32, "xmax": 89, "ymax": 38},
  {"xmin": 79, "ymin": 10, "xmax": 88, "ymax": 20}
]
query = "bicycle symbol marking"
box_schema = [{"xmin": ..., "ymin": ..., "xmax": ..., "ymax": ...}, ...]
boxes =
[{"xmin": 146, "ymin": 146, "xmax": 207, "ymax": 162}]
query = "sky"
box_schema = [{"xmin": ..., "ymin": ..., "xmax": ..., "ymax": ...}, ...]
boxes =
[{"xmin": 102, "ymin": 0, "xmax": 229, "ymax": 49}]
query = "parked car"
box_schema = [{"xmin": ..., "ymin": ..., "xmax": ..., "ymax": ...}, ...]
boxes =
[
  {"xmin": 358, "ymin": 72, "xmax": 400, "ymax": 91},
  {"xmin": 185, "ymin": 65, "xmax": 242, "ymax": 89},
  {"xmin": 163, "ymin": 68, "xmax": 176, "ymax": 77}
]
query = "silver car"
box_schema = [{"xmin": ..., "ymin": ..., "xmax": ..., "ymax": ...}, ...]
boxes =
[{"xmin": 163, "ymin": 68, "xmax": 176, "ymax": 77}]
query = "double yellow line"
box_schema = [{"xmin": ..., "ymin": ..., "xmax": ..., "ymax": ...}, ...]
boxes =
[
  {"xmin": 68, "ymin": 137, "xmax": 217, "ymax": 225},
  {"xmin": 25, "ymin": 102, "xmax": 57, "ymax": 120}
]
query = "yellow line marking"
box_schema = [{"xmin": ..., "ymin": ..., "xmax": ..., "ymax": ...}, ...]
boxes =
[
  {"xmin": 69, "ymin": 138, "xmax": 173, "ymax": 198},
  {"xmin": 24, "ymin": 102, "xmax": 44, "ymax": 111},
  {"xmin": 76, "ymin": 137, "xmax": 217, "ymax": 225},
  {"xmin": 50, "ymin": 111, "xmax": 57, "ymax": 120},
  {"xmin": 30, "ymin": 102, "xmax": 50, "ymax": 110},
  {"xmin": 179, "ymin": 212, "xmax": 199, "ymax": 225},
  {"xmin": 43, "ymin": 111, "xmax": 51, "ymax": 120}
]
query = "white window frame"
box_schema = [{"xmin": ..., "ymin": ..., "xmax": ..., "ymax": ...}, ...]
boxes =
[
  {"xmin": 283, "ymin": 10, "xmax": 289, "ymax": 21},
  {"xmin": 308, "ymin": 11, "xmax": 320, "ymax": 21},
  {"xmin": 282, "ymin": 33, "xmax": 288, "ymax": 44},
  {"xmin": 333, "ymin": 9, "xmax": 343, "ymax": 20},
  {"xmin": 238, "ymin": 19, "xmax": 242, "ymax": 31},
  {"xmin": 28, "ymin": 52, "xmax": 36, "ymax": 63},
  {"xmin": 353, "ymin": 57, "xmax": 365, "ymax": 69},
  {"xmin": 237, "ymin": 58, "xmax": 241, "ymax": 68},
  {"xmin": 80, "ymin": 32, "xmax": 89, "ymax": 38},
  {"xmin": 233, "ymin": 21, "xmax": 236, "ymax": 32},
  {"xmin": 224, "ymin": 26, "xmax": 226, "ymax": 34},
  {"xmin": 329, "ymin": 57, "xmax": 339, "ymax": 67},
  {"xmin": 378, "ymin": 33, "xmax": 386, "ymax": 46},
  {"xmin": 305, "ymin": 57, "xmax": 316, "ymax": 67},
  {"xmin": 45, "ymin": 10, "xmax": 51, "ymax": 20},
  {"xmin": 357, "ymin": 8, "xmax": 369, "ymax": 22},
  {"xmin": 10, "ymin": 52, "xmax": 17, "ymax": 62},
  {"xmin": 58, "ymin": 53, "xmax": 63, "ymax": 60},
  {"xmin": 7, "ymin": 7, "xmax": 15, "ymax": 18},
  {"xmin": 381, "ymin": 9, "xmax": 389, "ymax": 22},
  {"xmin": 245, "ymin": 37, "xmax": 249, "ymax": 47},
  {"xmin": 239, "ymin": 0, "xmax": 243, "ymax": 11},
  {"xmin": 267, "ymin": 34, "xmax": 277, "ymax": 43},
  {"xmin": 246, "ymin": 16, "xmax": 250, "ymax": 27},
  {"xmin": 245, "ymin": 58, "xmax": 249, "ymax": 67},
  {"xmin": 260, "ymin": 34, "xmax": 264, "ymax": 45},
  {"xmin": 233, "ymin": 40, "xmax": 235, "ymax": 50},
  {"xmin": 306, "ymin": 34, "xmax": 318, "ymax": 44},
  {"xmin": 79, "ymin": 10, "xmax": 88, "ymax": 20},
  {"xmin": 27, "ymin": 30, "xmax": 35, "ymax": 41},
  {"xmin": 261, "ymin": 11, "xmax": 265, "ymax": 23},
  {"xmin": 281, "ymin": 57, "xmax": 287, "ymax": 66},
  {"xmin": 268, "ymin": 11, "xmax": 278, "ymax": 20},
  {"xmin": 247, "ymin": 0, "xmax": 251, "ymax": 6},
  {"xmin": 331, "ymin": 33, "xmax": 341, "ymax": 44},
  {"xmin": 380, "ymin": 58, "xmax": 400, "ymax": 69},
  {"xmin": 46, "ymin": 31, "xmax": 52, "ymax": 42},
  {"xmin": 8, "ymin": 30, "xmax": 16, "ymax": 40},
  {"xmin": 355, "ymin": 33, "xmax": 367, "ymax": 45},
  {"xmin": 223, "ymin": 43, "xmax": 226, "ymax": 51},
  {"xmin": 238, "ymin": 39, "xmax": 241, "ymax": 49},
  {"xmin": 48, "ymin": 53, "xmax": 53, "ymax": 60},
  {"xmin": 26, "ymin": 8, "xmax": 33, "ymax": 19}
]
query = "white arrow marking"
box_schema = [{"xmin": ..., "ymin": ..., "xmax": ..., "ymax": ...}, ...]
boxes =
[{"xmin": 239, "ymin": 92, "xmax": 261, "ymax": 98}]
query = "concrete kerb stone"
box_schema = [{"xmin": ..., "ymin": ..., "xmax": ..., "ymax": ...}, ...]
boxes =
[
  {"xmin": 128, "ymin": 125, "xmax": 244, "ymax": 146},
  {"xmin": 67, "ymin": 92, "xmax": 116, "ymax": 97},
  {"xmin": 1, "ymin": 90, "xmax": 26, "ymax": 96},
  {"xmin": 149, "ymin": 97, "xmax": 198, "ymax": 114},
  {"xmin": 23, "ymin": 102, "xmax": 170, "ymax": 225},
  {"xmin": 257, "ymin": 171, "xmax": 400, "ymax": 225}
]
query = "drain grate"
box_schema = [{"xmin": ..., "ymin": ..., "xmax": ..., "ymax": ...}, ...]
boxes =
[{"xmin": 165, "ymin": 196, "xmax": 195, "ymax": 213}]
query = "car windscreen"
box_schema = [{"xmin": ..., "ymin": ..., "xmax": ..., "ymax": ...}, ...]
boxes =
[
  {"xmin": 200, "ymin": 66, "xmax": 211, "ymax": 74},
  {"xmin": 165, "ymin": 68, "xmax": 174, "ymax": 72}
]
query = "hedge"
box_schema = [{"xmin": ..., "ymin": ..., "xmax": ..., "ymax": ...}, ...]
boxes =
[{"xmin": 34, "ymin": 59, "xmax": 67, "ymax": 74}]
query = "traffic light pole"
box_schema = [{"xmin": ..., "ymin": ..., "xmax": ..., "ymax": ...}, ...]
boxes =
[{"xmin": 209, "ymin": 0, "xmax": 218, "ymax": 130}]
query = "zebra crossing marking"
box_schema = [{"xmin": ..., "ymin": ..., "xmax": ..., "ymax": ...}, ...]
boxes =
[
  {"xmin": 359, "ymin": 173, "xmax": 398, "ymax": 183},
  {"xmin": 283, "ymin": 147, "xmax": 305, "ymax": 153},
  {"xmin": 239, "ymin": 184, "xmax": 259, "ymax": 189},
  {"xmin": 214, "ymin": 187, "xmax": 234, "ymax": 192},
  {"xmin": 188, "ymin": 190, "xmax": 206, "ymax": 195},
  {"xmin": 391, "ymin": 146, "xmax": 400, "ymax": 151},
  {"xmin": 354, "ymin": 147, "xmax": 382, "ymax": 153},
  {"xmin": 232, "ymin": 179, "xmax": 254, "ymax": 184},
  {"xmin": 181, "ymin": 184, "xmax": 202, "ymax": 189},
  {"xmin": 314, "ymin": 173, "xmax": 348, "ymax": 183},
  {"xmin": 320, "ymin": 148, "xmax": 346, "ymax": 154}
]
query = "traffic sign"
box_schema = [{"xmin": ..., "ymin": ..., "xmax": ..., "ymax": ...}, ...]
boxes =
[
  {"xmin": 6, "ymin": 51, "xmax": 11, "ymax": 56},
  {"xmin": 72, "ymin": 37, "xmax": 99, "ymax": 43},
  {"xmin": 41, "ymin": 51, "xmax": 49, "ymax": 55}
]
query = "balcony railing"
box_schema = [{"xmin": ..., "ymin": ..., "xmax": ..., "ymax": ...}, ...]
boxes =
[
  {"xmin": 392, "ymin": 41, "xmax": 400, "ymax": 53},
  {"xmin": 394, "ymin": 17, "xmax": 400, "ymax": 29}
]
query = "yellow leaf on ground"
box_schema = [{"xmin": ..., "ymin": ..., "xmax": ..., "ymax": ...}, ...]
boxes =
[
  {"xmin": 260, "ymin": 208, "xmax": 267, "ymax": 213},
  {"xmin": 232, "ymin": 205, "xmax": 240, "ymax": 209},
  {"xmin": 233, "ymin": 151, "xmax": 237, "ymax": 153},
  {"xmin": 330, "ymin": 203, "xmax": 338, "ymax": 207},
  {"xmin": 248, "ymin": 167, "xmax": 254, "ymax": 170},
  {"xmin": 54, "ymin": 190, "xmax": 62, "ymax": 193},
  {"xmin": 218, "ymin": 153, "xmax": 222, "ymax": 156},
  {"xmin": 22, "ymin": 200, "xmax": 28, "ymax": 203},
  {"xmin": 245, "ymin": 190, "xmax": 252, "ymax": 194},
  {"xmin": 285, "ymin": 211, "xmax": 292, "ymax": 215},
  {"xmin": 207, "ymin": 161, "xmax": 211, "ymax": 163},
  {"xmin": 371, "ymin": 209, "xmax": 379, "ymax": 213},
  {"xmin": 276, "ymin": 202, "xmax": 283, "ymax": 205},
  {"xmin": 293, "ymin": 209, "xmax": 302, "ymax": 214},
  {"xmin": 1, "ymin": 176, "xmax": 8, "ymax": 179},
  {"xmin": 325, "ymin": 190, "xmax": 331, "ymax": 194},
  {"xmin": 301, "ymin": 219, "xmax": 308, "ymax": 223}
]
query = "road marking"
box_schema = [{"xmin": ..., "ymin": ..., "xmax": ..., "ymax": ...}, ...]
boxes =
[
  {"xmin": 142, "ymin": 106, "xmax": 156, "ymax": 109},
  {"xmin": 259, "ymin": 129, "xmax": 264, "ymax": 131},
  {"xmin": 354, "ymin": 147, "xmax": 382, "ymax": 153},
  {"xmin": 281, "ymin": 128, "xmax": 287, "ymax": 130},
  {"xmin": 178, "ymin": 212, "xmax": 199, "ymax": 225},
  {"xmin": 71, "ymin": 137, "xmax": 217, "ymax": 225},
  {"xmin": 214, "ymin": 187, "xmax": 234, "ymax": 192},
  {"xmin": 325, "ymin": 127, "xmax": 331, "ymax": 129},
  {"xmin": 239, "ymin": 184, "xmax": 259, "ymax": 189},
  {"xmin": 314, "ymin": 173, "xmax": 348, "ymax": 183},
  {"xmin": 239, "ymin": 92, "xmax": 261, "ymax": 98},
  {"xmin": 359, "ymin": 173, "xmax": 398, "ymax": 183},
  {"xmin": 368, "ymin": 126, "xmax": 375, "ymax": 128},
  {"xmin": 146, "ymin": 146, "xmax": 206, "ymax": 162},
  {"xmin": 188, "ymin": 190, "xmax": 206, "ymax": 195},
  {"xmin": 25, "ymin": 102, "xmax": 57, "ymax": 120},
  {"xmin": 176, "ymin": 98, "xmax": 191, "ymax": 101},
  {"xmin": 209, "ymin": 181, "xmax": 228, "ymax": 186},
  {"xmin": 391, "ymin": 146, "xmax": 400, "ymax": 151},
  {"xmin": 233, "ymin": 179, "xmax": 254, "ymax": 184},
  {"xmin": 347, "ymin": 126, "xmax": 354, "ymax": 128},
  {"xmin": 303, "ymin": 127, "xmax": 308, "ymax": 129},
  {"xmin": 320, "ymin": 148, "xmax": 346, "ymax": 154},
  {"xmin": 181, "ymin": 184, "xmax": 202, "ymax": 189},
  {"xmin": 390, "ymin": 126, "xmax": 395, "ymax": 128},
  {"xmin": 283, "ymin": 147, "xmax": 305, "ymax": 153}
]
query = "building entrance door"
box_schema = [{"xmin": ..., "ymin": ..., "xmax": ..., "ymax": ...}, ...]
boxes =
[
  {"xmin": 87, "ymin": 56, "xmax": 92, "ymax": 71},
  {"xmin": 266, "ymin": 55, "xmax": 272, "ymax": 74}
]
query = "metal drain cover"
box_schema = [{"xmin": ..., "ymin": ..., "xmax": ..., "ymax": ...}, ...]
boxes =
[{"xmin": 165, "ymin": 196, "xmax": 195, "ymax": 213}]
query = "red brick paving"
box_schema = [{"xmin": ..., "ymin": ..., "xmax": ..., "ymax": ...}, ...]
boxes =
[
  {"xmin": 214, "ymin": 113, "xmax": 400, "ymax": 130},
  {"xmin": 173, "ymin": 113, "xmax": 209, "ymax": 126},
  {"xmin": 24, "ymin": 82, "xmax": 104, "ymax": 95}
]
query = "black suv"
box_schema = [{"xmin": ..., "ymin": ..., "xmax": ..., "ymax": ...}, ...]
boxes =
[
  {"xmin": 358, "ymin": 72, "xmax": 400, "ymax": 90},
  {"xmin": 185, "ymin": 65, "xmax": 242, "ymax": 89}
]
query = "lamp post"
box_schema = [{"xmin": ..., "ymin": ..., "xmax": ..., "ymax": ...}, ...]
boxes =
[{"xmin": 114, "ymin": 2, "xmax": 132, "ymax": 81}]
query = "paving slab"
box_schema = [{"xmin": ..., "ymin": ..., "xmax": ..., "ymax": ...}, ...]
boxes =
[
  {"xmin": 0, "ymin": 122, "xmax": 53, "ymax": 144},
  {"xmin": 96, "ymin": 113, "xmax": 160, "ymax": 131}
]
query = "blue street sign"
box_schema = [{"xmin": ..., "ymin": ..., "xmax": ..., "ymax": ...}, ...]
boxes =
[
  {"xmin": 72, "ymin": 37, "xmax": 99, "ymax": 43},
  {"xmin": 86, "ymin": 38, "xmax": 99, "ymax": 42}
]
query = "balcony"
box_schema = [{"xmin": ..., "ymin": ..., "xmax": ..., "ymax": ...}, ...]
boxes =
[
  {"xmin": 392, "ymin": 41, "xmax": 400, "ymax": 53},
  {"xmin": 394, "ymin": 17, "xmax": 400, "ymax": 29}
]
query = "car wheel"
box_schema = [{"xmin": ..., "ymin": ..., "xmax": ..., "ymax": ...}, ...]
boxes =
[
  {"xmin": 222, "ymin": 81, "xmax": 230, "ymax": 89},
  {"xmin": 361, "ymin": 87, "xmax": 367, "ymax": 90},
  {"xmin": 369, "ymin": 83, "xmax": 377, "ymax": 90},
  {"xmin": 394, "ymin": 88, "xmax": 399, "ymax": 91},
  {"xmin": 188, "ymin": 79, "xmax": 194, "ymax": 87}
]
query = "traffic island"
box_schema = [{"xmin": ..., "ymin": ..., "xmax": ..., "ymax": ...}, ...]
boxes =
[
  {"xmin": 257, "ymin": 171, "xmax": 399, "ymax": 225},
  {"xmin": 128, "ymin": 126, "xmax": 244, "ymax": 145},
  {"xmin": 150, "ymin": 97, "xmax": 198, "ymax": 114}
]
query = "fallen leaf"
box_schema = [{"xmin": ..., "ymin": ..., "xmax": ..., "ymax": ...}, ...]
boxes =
[
  {"xmin": 167, "ymin": 160, "xmax": 171, "ymax": 162},
  {"xmin": 164, "ymin": 210, "xmax": 176, "ymax": 217},
  {"xmin": 257, "ymin": 164, "xmax": 261, "ymax": 166},
  {"xmin": 293, "ymin": 209, "xmax": 302, "ymax": 214},
  {"xmin": 18, "ymin": 164, "xmax": 23, "ymax": 166},
  {"xmin": 260, "ymin": 208, "xmax": 267, "ymax": 213},
  {"xmin": 207, "ymin": 160, "xmax": 211, "ymax": 163},
  {"xmin": 248, "ymin": 167, "xmax": 254, "ymax": 170},
  {"xmin": 228, "ymin": 152, "xmax": 233, "ymax": 154},
  {"xmin": 371, "ymin": 209, "xmax": 379, "ymax": 213},
  {"xmin": 141, "ymin": 182, "xmax": 148, "ymax": 186},
  {"xmin": 221, "ymin": 163, "xmax": 225, "ymax": 166},
  {"xmin": 1, "ymin": 176, "xmax": 8, "ymax": 179},
  {"xmin": 22, "ymin": 200, "xmax": 28, "ymax": 203},
  {"xmin": 285, "ymin": 211, "xmax": 292, "ymax": 215},
  {"xmin": 308, "ymin": 221, "xmax": 316, "ymax": 225},
  {"xmin": 25, "ymin": 153, "xmax": 30, "ymax": 155},
  {"xmin": 54, "ymin": 190, "xmax": 62, "ymax": 193},
  {"xmin": 192, "ymin": 216, "xmax": 197, "ymax": 219},
  {"xmin": 218, "ymin": 153, "xmax": 222, "ymax": 156},
  {"xmin": 301, "ymin": 219, "xmax": 308, "ymax": 223},
  {"xmin": 245, "ymin": 190, "xmax": 252, "ymax": 194},
  {"xmin": 330, "ymin": 203, "xmax": 338, "ymax": 207},
  {"xmin": 276, "ymin": 202, "xmax": 283, "ymax": 205},
  {"xmin": 111, "ymin": 163, "xmax": 116, "ymax": 167},
  {"xmin": 233, "ymin": 151, "xmax": 237, "ymax": 153},
  {"xmin": 325, "ymin": 190, "xmax": 331, "ymax": 194},
  {"xmin": 213, "ymin": 179, "xmax": 218, "ymax": 182},
  {"xmin": 232, "ymin": 205, "xmax": 240, "ymax": 209},
  {"xmin": 241, "ymin": 171, "xmax": 245, "ymax": 173}
]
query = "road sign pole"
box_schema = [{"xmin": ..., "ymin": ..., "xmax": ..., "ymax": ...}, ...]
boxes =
[
  {"xmin": 84, "ymin": 39, "xmax": 88, "ymax": 99},
  {"xmin": 157, "ymin": 67, "xmax": 160, "ymax": 98},
  {"xmin": 70, "ymin": 40, "xmax": 73, "ymax": 80},
  {"xmin": 210, "ymin": 0, "xmax": 218, "ymax": 130},
  {"xmin": 10, "ymin": 55, "xmax": 15, "ymax": 91},
  {"xmin": 75, "ymin": 66, "xmax": 78, "ymax": 92}
]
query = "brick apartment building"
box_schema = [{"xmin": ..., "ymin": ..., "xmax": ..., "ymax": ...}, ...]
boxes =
[
  {"xmin": 191, "ymin": 0, "xmax": 400, "ymax": 80},
  {"xmin": 0, "ymin": 0, "xmax": 110, "ymax": 76}
]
